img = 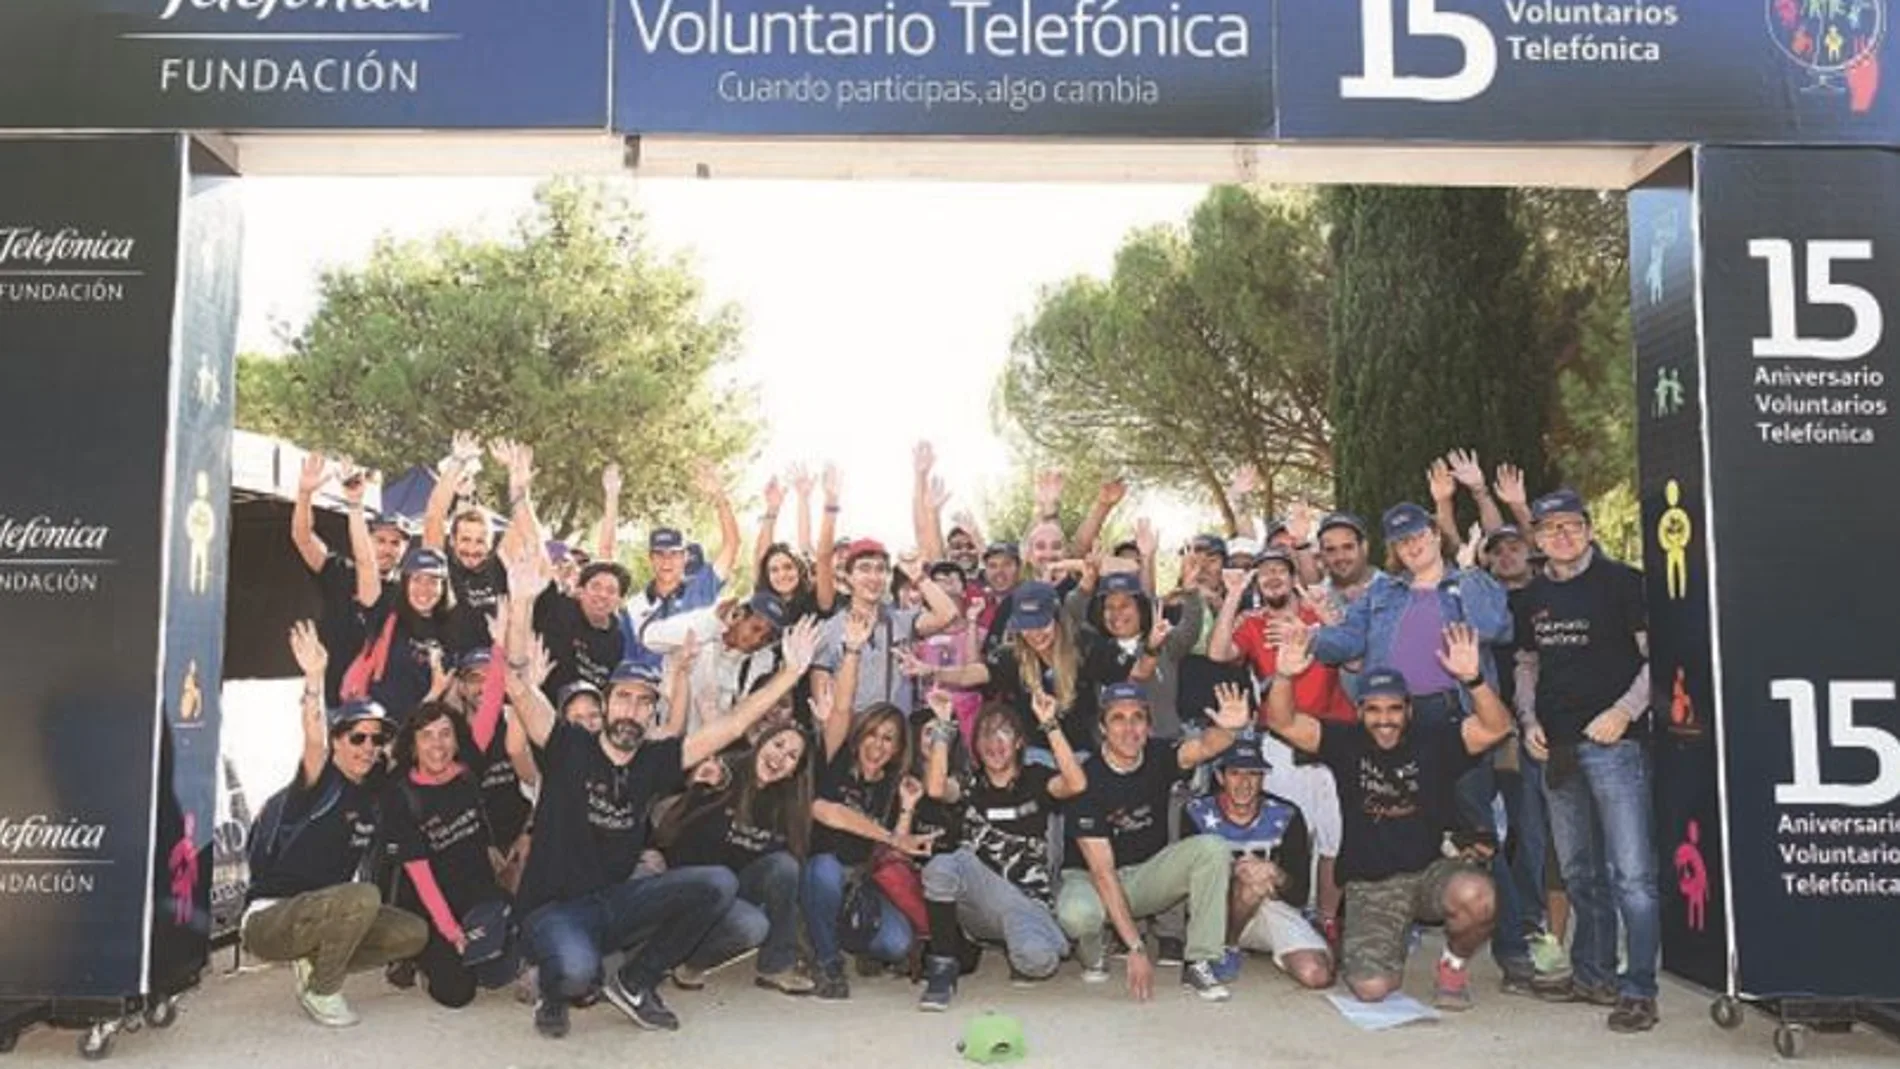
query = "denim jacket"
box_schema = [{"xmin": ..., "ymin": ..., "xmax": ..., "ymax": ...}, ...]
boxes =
[{"xmin": 1311, "ymin": 567, "xmax": 1513, "ymax": 706}]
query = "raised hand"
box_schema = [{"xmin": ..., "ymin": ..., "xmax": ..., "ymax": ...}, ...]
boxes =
[
  {"xmin": 289, "ymin": 620, "xmax": 328, "ymax": 678},
  {"xmin": 298, "ymin": 452, "xmax": 329, "ymax": 495},
  {"xmin": 486, "ymin": 604, "xmax": 508, "ymax": 651},
  {"xmin": 1134, "ymin": 517, "xmax": 1158, "ymax": 561},
  {"xmin": 1273, "ymin": 619, "xmax": 1314, "ymax": 676},
  {"xmin": 450, "ymin": 431, "xmax": 482, "ymax": 466},
  {"xmin": 913, "ymin": 441, "xmax": 936, "ymax": 477},
  {"xmin": 691, "ymin": 459, "xmax": 725, "ymax": 500},
  {"xmin": 762, "ymin": 476, "xmax": 786, "ymax": 514},
  {"xmin": 925, "ymin": 685, "xmax": 955, "ymax": 723},
  {"xmin": 927, "ymin": 476, "xmax": 951, "ymax": 512},
  {"xmin": 821, "ymin": 462, "xmax": 842, "ymax": 506},
  {"xmin": 1493, "ymin": 463, "xmax": 1528, "ymax": 509},
  {"xmin": 1209, "ymin": 682, "xmax": 1251, "ymax": 731},
  {"xmin": 691, "ymin": 759, "xmax": 725, "ymax": 788},
  {"xmin": 1456, "ymin": 523, "xmax": 1482, "ymax": 570},
  {"xmin": 1435, "ymin": 622, "xmax": 1482, "ymax": 683},
  {"xmin": 1228, "ymin": 464, "xmax": 1259, "ymax": 502},
  {"xmin": 1298, "ymin": 586, "xmax": 1342, "ymax": 627},
  {"xmin": 1097, "ymin": 477, "xmax": 1128, "ymax": 509},
  {"xmin": 899, "ymin": 775, "xmax": 924, "ymax": 811},
  {"xmin": 894, "ymin": 550, "xmax": 925, "ymax": 584},
  {"xmin": 789, "ymin": 462, "xmax": 815, "ymax": 499},
  {"xmin": 1146, "ymin": 615, "xmax": 1173, "ymax": 654},
  {"xmin": 525, "ymin": 635, "xmax": 553, "ymax": 688},
  {"xmin": 1033, "ymin": 468, "xmax": 1065, "ymax": 516},
  {"xmin": 424, "ymin": 646, "xmax": 452, "ymax": 703},
  {"xmin": 602, "ymin": 463, "xmax": 623, "ymax": 501},
  {"xmin": 1221, "ymin": 568, "xmax": 1249, "ymax": 599},
  {"xmin": 780, "ymin": 616, "xmax": 820, "ymax": 674},
  {"xmin": 1447, "ymin": 448, "xmax": 1485, "ymax": 490},
  {"xmin": 1030, "ymin": 686, "xmax": 1060, "ymax": 728},
  {"xmin": 1427, "ymin": 458, "xmax": 1456, "ymax": 504},
  {"xmin": 1285, "ymin": 499, "xmax": 1314, "ymax": 544},
  {"xmin": 338, "ymin": 460, "xmax": 369, "ymax": 508}
]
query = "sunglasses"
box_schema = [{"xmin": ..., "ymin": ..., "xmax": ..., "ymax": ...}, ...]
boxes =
[{"xmin": 344, "ymin": 730, "xmax": 389, "ymax": 747}]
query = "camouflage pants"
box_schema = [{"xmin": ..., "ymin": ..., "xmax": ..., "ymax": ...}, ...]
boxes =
[{"xmin": 1341, "ymin": 858, "xmax": 1483, "ymax": 985}]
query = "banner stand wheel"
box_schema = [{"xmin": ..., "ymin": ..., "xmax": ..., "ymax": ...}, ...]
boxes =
[{"xmin": 1711, "ymin": 996, "xmax": 1744, "ymax": 1030}]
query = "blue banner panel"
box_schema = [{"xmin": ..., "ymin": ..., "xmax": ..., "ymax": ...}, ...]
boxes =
[
  {"xmin": 1695, "ymin": 145, "xmax": 1900, "ymax": 1000},
  {"xmin": 0, "ymin": 135, "xmax": 184, "ymax": 999},
  {"xmin": 613, "ymin": 0, "xmax": 1274, "ymax": 136},
  {"xmin": 1277, "ymin": 0, "xmax": 1900, "ymax": 144},
  {"xmin": 0, "ymin": 0, "xmax": 610, "ymax": 130}
]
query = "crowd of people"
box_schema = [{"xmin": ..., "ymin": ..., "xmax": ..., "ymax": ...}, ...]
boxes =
[{"xmin": 241, "ymin": 435, "xmax": 1662, "ymax": 1041}]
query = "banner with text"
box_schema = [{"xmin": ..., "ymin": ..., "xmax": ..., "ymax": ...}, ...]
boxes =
[
  {"xmin": 0, "ymin": 0, "xmax": 610, "ymax": 130},
  {"xmin": 1277, "ymin": 0, "xmax": 1900, "ymax": 144},
  {"xmin": 613, "ymin": 0, "xmax": 1274, "ymax": 136},
  {"xmin": 1630, "ymin": 155, "xmax": 1727, "ymax": 991},
  {"xmin": 0, "ymin": 136, "xmax": 186, "ymax": 998},
  {"xmin": 1696, "ymin": 145, "xmax": 1900, "ymax": 1000}
]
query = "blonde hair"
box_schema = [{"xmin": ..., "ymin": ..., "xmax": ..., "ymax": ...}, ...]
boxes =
[{"xmin": 1013, "ymin": 618, "xmax": 1078, "ymax": 713}]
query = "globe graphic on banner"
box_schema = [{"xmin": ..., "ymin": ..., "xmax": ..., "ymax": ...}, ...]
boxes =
[{"xmin": 1769, "ymin": 0, "xmax": 1886, "ymax": 90}]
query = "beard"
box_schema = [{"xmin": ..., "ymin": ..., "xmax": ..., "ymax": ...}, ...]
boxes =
[
  {"xmin": 1264, "ymin": 592, "xmax": 1292, "ymax": 610},
  {"xmin": 603, "ymin": 717, "xmax": 646, "ymax": 754}
]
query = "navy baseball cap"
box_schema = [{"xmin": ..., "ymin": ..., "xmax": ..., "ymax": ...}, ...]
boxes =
[
  {"xmin": 1099, "ymin": 680, "xmax": 1151, "ymax": 709},
  {"xmin": 1007, "ymin": 582, "xmax": 1059, "ymax": 631},
  {"xmin": 328, "ymin": 700, "xmax": 393, "ymax": 736},
  {"xmin": 1218, "ymin": 738, "xmax": 1270, "ymax": 774},
  {"xmin": 1190, "ymin": 533, "xmax": 1228, "ymax": 558},
  {"xmin": 367, "ymin": 512, "xmax": 407, "ymax": 533},
  {"xmin": 1531, "ymin": 489, "xmax": 1590, "ymax": 525},
  {"xmin": 1254, "ymin": 546, "xmax": 1297, "ymax": 574},
  {"xmin": 744, "ymin": 591, "xmax": 789, "ymax": 632},
  {"xmin": 1318, "ymin": 512, "xmax": 1366, "ymax": 539},
  {"xmin": 927, "ymin": 560, "xmax": 967, "ymax": 587},
  {"xmin": 456, "ymin": 647, "xmax": 494, "ymax": 673},
  {"xmin": 1482, "ymin": 524, "xmax": 1528, "ymax": 553},
  {"xmin": 983, "ymin": 540, "xmax": 1021, "ymax": 562},
  {"xmin": 1382, "ymin": 503, "xmax": 1433, "ymax": 542},
  {"xmin": 1359, "ymin": 668, "xmax": 1411, "ymax": 703},
  {"xmin": 555, "ymin": 680, "xmax": 603, "ymax": 711},
  {"xmin": 648, "ymin": 527, "xmax": 686, "ymax": 552},
  {"xmin": 607, "ymin": 660, "xmax": 664, "ymax": 693},
  {"xmin": 401, "ymin": 546, "xmax": 449, "ymax": 577},
  {"xmin": 1096, "ymin": 571, "xmax": 1145, "ymax": 600}
]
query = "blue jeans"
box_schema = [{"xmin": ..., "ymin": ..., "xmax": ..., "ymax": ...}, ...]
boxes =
[
  {"xmin": 1455, "ymin": 755, "xmax": 1530, "ymax": 970},
  {"xmin": 687, "ymin": 851, "xmax": 802, "ymax": 975},
  {"xmin": 801, "ymin": 852, "xmax": 913, "ymax": 971},
  {"xmin": 1510, "ymin": 742, "xmax": 1552, "ymax": 932},
  {"xmin": 521, "ymin": 866, "xmax": 738, "ymax": 999},
  {"xmin": 1542, "ymin": 739, "xmax": 1661, "ymax": 999}
]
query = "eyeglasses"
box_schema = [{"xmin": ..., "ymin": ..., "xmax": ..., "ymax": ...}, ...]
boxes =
[
  {"xmin": 344, "ymin": 730, "xmax": 388, "ymax": 747},
  {"xmin": 1540, "ymin": 520, "xmax": 1588, "ymax": 538}
]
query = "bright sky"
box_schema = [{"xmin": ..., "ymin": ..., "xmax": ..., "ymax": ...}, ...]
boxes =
[{"xmin": 238, "ymin": 177, "xmax": 1211, "ymax": 549}]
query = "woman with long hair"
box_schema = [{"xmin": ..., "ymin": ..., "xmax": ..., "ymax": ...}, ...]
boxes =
[
  {"xmin": 902, "ymin": 580, "xmax": 1092, "ymax": 749},
  {"xmin": 384, "ymin": 701, "xmax": 516, "ymax": 1008},
  {"xmin": 340, "ymin": 545, "xmax": 457, "ymax": 723},
  {"xmin": 654, "ymin": 723, "xmax": 817, "ymax": 996},
  {"xmin": 802, "ymin": 613, "xmax": 939, "ymax": 1001}
]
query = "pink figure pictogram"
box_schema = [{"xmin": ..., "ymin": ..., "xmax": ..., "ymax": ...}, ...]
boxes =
[
  {"xmin": 169, "ymin": 812, "xmax": 198, "ymax": 928},
  {"xmin": 1675, "ymin": 819, "xmax": 1709, "ymax": 933}
]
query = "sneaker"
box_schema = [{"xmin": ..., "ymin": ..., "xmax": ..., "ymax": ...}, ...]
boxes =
[
  {"xmin": 1608, "ymin": 996, "xmax": 1660, "ymax": 1033},
  {"xmin": 384, "ymin": 959, "xmax": 417, "ymax": 989},
  {"xmin": 1155, "ymin": 937, "xmax": 1186, "ymax": 968},
  {"xmin": 1180, "ymin": 960, "xmax": 1232, "ymax": 1002},
  {"xmin": 813, "ymin": 964, "xmax": 850, "ymax": 1001},
  {"xmin": 602, "ymin": 971, "xmax": 680, "ymax": 1032},
  {"xmin": 1528, "ymin": 931, "xmax": 1572, "ymax": 978},
  {"xmin": 297, "ymin": 987, "xmax": 360, "ymax": 1028},
  {"xmin": 672, "ymin": 964, "xmax": 709, "ymax": 991},
  {"xmin": 1079, "ymin": 950, "xmax": 1110, "ymax": 984},
  {"xmin": 1007, "ymin": 964, "xmax": 1051, "ymax": 988},
  {"xmin": 1433, "ymin": 957, "xmax": 1473, "ymax": 1012},
  {"xmin": 1534, "ymin": 976, "xmax": 1619, "ymax": 1006},
  {"xmin": 853, "ymin": 954, "xmax": 885, "ymax": 979},
  {"xmin": 1499, "ymin": 957, "xmax": 1537, "ymax": 997},
  {"xmin": 917, "ymin": 955, "xmax": 958, "ymax": 1013},
  {"xmin": 1210, "ymin": 947, "xmax": 1243, "ymax": 985},
  {"xmin": 533, "ymin": 998, "xmax": 570, "ymax": 1039},
  {"xmin": 754, "ymin": 968, "xmax": 816, "ymax": 996}
]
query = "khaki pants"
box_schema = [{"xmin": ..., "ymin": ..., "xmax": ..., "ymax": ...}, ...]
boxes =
[
  {"xmin": 1056, "ymin": 835, "xmax": 1231, "ymax": 965},
  {"xmin": 243, "ymin": 883, "xmax": 427, "ymax": 995}
]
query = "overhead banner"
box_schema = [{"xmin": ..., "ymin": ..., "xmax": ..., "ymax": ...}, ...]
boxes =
[
  {"xmin": 612, "ymin": 0, "xmax": 1275, "ymax": 136},
  {"xmin": 1276, "ymin": 0, "xmax": 1900, "ymax": 143},
  {"xmin": 0, "ymin": 0, "xmax": 611, "ymax": 129},
  {"xmin": 1695, "ymin": 145, "xmax": 1900, "ymax": 1000},
  {"xmin": 0, "ymin": 136, "xmax": 186, "ymax": 998},
  {"xmin": 1629, "ymin": 154, "xmax": 1726, "ymax": 991}
]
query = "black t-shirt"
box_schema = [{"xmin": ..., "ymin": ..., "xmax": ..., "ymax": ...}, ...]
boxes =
[
  {"xmin": 385, "ymin": 771, "xmax": 502, "ymax": 917},
  {"xmin": 469, "ymin": 722, "xmax": 532, "ymax": 846},
  {"xmin": 983, "ymin": 645, "xmax": 1096, "ymax": 748},
  {"xmin": 1317, "ymin": 719, "xmax": 1477, "ymax": 885},
  {"xmin": 1064, "ymin": 740, "xmax": 1187, "ymax": 870},
  {"xmin": 515, "ymin": 723, "xmax": 684, "ymax": 917},
  {"xmin": 535, "ymin": 586, "xmax": 625, "ymax": 698},
  {"xmin": 249, "ymin": 762, "xmax": 385, "ymax": 901},
  {"xmin": 959, "ymin": 764, "xmax": 1059, "ymax": 906},
  {"xmin": 1176, "ymin": 652, "xmax": 1250, "ymax": 732},
  {"xmin": 812, "ymin": 750, "xmax": 898, "ymax": 867},
  {"xmin": 1514, "ymin": 554, "xmax": 1648, "ymax": 742},
  {"xmin": 334, "ymin": 601, "xmax": 445, "ymax": 724},
  {"xmin": 665, "ymin": 791, "xmax": 788, "ymax": 874},
  {"xmin": 314, "ymin": 554, "xmax": 393, "ymax": 706},
  {"xmin": 448, "ymin": 553, "xmax": 509, "ymax": 654},
  {"xmin": 1491, "ymin": 585, "xmax": 1529, "ymax": 712}
]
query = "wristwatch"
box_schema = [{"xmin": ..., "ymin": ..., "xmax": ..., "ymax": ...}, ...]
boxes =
[
  {"xmin": 1038, "ymin": 718, "xmax": 1062, "ymax": 737},
  {"xmin": 1459, "ymin": 674, "xmax": 1484, "ymax": 689}
]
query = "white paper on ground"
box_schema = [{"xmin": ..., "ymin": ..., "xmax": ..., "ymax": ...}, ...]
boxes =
[{"xmin": 1324, "ymin": 991, "xmax": 1442, "ymax": 1031}]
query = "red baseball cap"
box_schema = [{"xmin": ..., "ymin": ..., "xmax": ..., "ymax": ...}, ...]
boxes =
[{"xmin": 843, "ymin": 538, "xmax": 889, "ymax": 567}]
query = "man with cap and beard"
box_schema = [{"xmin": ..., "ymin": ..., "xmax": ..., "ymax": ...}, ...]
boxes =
[
  {"xmin": 508, "ymin": 577, "xmax": 824, "ymax": 1041},
  {"xmin": 1263, "ymin": 620, "xmax": 1513, "ymax": 1012}
]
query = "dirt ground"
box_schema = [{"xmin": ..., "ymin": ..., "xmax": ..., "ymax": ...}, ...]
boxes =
[{"xmin": 6, "ymin": 941, "xmax": 1896, "ymax": 1069}]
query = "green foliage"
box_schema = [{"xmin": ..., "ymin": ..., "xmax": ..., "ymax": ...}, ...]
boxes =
[
  {"xmin": 234, "ymin": 179, "xmax": 757, "ymax": 538},
  {"xmin": 998, "ymin": 185, "xmax": 1332, "ymax": 527},
  {"xmin": 1323, "ymin": 186, "xmax": 1548, "ymax": 544},
  {"xmin": 1587, "ymin": 480, "xmax": 1644, "ymax": 566}
]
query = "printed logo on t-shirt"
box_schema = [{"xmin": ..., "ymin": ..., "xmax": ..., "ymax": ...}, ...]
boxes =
[
  {"xmin": 343, "ymin": 806, "xmax": 376, "ymax": 853},
  {"xmin": 419, "ymin": 805, "xmax": 483, "ymax": 855},
  {"xmin": 584, "ymin": 778, "xmax": 640, "ymax": 832},
  {"xmin": 723, "ymin": 818, "xmax": 775, "ymax": 856},
  {"xmin": 1530, "ymin": 608, "xmax": 1592, "ymax": 649},
  {"xmin": 1354, "ymin": 755, "xmax": 1422, "ymax": 822}
]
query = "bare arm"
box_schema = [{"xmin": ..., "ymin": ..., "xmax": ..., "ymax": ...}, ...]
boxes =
[
  {"xmin": 752, "ymin": 476, "xmax": 784, "ymax": 583},
  {"xmin": 1263, "ymin": 623, "xmax": 1324, "ymax": 755},
  {"xmin": 288, "ymin": 622, "xmax": 330, "ymax": 787},
  {"xmin": 913, "ymin": 443, "xmax": 946, "ymax": 563},
  {"xmin": 1442, "ymin": 624, "xmax": 1514, "ymax": 753},
  {"xmin": 1030, "ymin": 689, "xmax": 1088, "ymax": 800},
  {"xmin": 1072, "ymin": 478, "xmax": 1125, "ymax": 559},
  {"xmin": 291, "ymin": 453, "xmax": 330, "ymax": 573},
  {"xmin": 691, "ymin": 462, "xmax": 742, "ymax": 582},
  {"xmin": 494, "ymin": 440, "xmax": 542, "ymax": 564},
  {"xmin": 1177, "ymin": 683, "xmax": 1250, "ymax": 767},
  {"xmin": 681, "ymin": 619, "xmax": 817, "ymax": 767},
  {"xmin": 344, "ymin": 474, "xmax": 380, "ymax": 610},
  {"xmin": 423, "ymin": 433, "xmax": 477, "ymax": 551},
  {"xmin": 910, "ymin": 571, "xmax": 959, "ymax": 638},
  {"xmin": 597, "ymin": 464, "xmax": 621, "ymax": 563},
  {"xmin": 814, "ymin": 464, "xmax": 840, "ymax": 612},
  {"xmin": 1079, "ymin": 838, "xmax": 1149, "ymax": 993},
  {"xmin": 1206, "ymin": 573, "xmax": 1250, "ymax": 665}
]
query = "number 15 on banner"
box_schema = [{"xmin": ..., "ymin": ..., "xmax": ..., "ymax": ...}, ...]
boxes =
[
  {"xmin": 1774, "ymin": 680, "xmax": 1900, "ymax": 807},
  {"xmin": 1343, "ymin": 0, "xmax": 1498, "ymax": 102}
]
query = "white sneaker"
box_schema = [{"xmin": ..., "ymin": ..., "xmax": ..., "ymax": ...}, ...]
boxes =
[
  {"xmin": 1080, "ymin": 954, "xmax": 1110, "ymax": 984},
  {"xmin": 298, "ymin": 987, "xmax": 359, "ymax": 1028}
]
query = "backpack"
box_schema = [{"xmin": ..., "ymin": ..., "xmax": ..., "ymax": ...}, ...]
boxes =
[{"xmin": 246, "ymin": 772, "xmax": 345, "ymax": 883}]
